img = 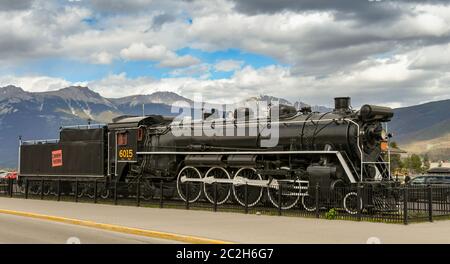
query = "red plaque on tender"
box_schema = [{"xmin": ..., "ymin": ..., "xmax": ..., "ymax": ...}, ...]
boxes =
[{"xmin": 52, "ymin": 150, "xmax": 63, "ymax": 167}]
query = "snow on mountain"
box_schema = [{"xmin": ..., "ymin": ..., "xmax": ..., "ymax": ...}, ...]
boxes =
[{"xmin": 111, "ymin": 91, "xmax": 193, "ymax": 107}]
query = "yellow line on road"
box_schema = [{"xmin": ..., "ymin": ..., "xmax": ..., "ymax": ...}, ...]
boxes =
[{"xmin": 0, "ymin": 209, "xmax": 232, "ymax": 244}]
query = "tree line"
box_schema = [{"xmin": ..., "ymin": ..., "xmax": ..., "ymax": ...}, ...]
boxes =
[{"xmin": 389, "ymin": 142, "xmax": 431, "ymax": 175}]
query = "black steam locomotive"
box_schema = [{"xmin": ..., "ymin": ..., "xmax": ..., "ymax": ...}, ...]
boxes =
[{"xmin": 18, "ymin": 97, "xmax": 395, "ymax": 212}]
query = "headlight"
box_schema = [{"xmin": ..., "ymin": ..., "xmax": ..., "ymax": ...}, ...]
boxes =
[
  {"xmin": 367, "ymin": 126, "xmax": 388, "ymax": 141},
  {"xmin": 380, "ymin": 129, "xmax": 388, "ymax": 141}
]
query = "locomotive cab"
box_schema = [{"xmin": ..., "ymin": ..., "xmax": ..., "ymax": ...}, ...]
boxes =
[{"xmin": 107, "ymin": 115, "xmax": 174, "ymax": 181}]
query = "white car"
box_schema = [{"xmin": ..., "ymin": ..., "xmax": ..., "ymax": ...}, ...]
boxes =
[{"xmin": 0, "ymin": 171, "xmax": 8, "ymax": 178}]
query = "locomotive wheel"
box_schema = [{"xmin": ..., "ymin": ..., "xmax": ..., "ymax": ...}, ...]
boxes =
[
  {"xmin": 232, "ymin": 167, "xmax": 263, "ymax": 207},
  {"xmin": 52, "ymin": 181, "xmax": 61, "ymax": 196},
  {"xmin": 203, "ymin": 167, "xmax": 231, "ymax": 205},
  {"xmin": 85, "ymin": 183, "xmax": 95, "ymax": 199},
  {"xmin": 301, "ymin": 195, "xmax": 316, "ymax": 212},
  {"xmin": 267, "ymin": 177, "xmax": 302, "ymax": 210},
  {"xmin": 30, "ymin": 183, "xmax": 40, "ymax": 195},
  {"xmin": 343, "ymin": 192, "xmax": 363, "ymax": 215},
  {"xmin": 43, "ymin": 182, "xmax": 51, "ymax": 196},
  {"xmin": 176, "ymin": 166, "xmax": 203, "ymax": 203},
  {"xmin": 141, "ymin": 182, "xmax": 155, "ymax": 201},
  {"xmin": 100, "ymin": 189, "xmax": 110, "ymax": 199},
  {"xmin": 76, "ymin": 182, "xmax": 86, "ymax": 198},
  {"xmin": 141, "ymin": 192, "xmax": 153, "ymax": 201},
  {"xmin": 97, "ymin": 182, "xmax": 110, "ymax": 199}
]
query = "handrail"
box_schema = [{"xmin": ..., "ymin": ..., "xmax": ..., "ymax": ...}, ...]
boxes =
[
  {"xmin": 60, "ymin": 124, "xmax": 106, "ymax": 130},
  {"xmin": 21, "ymin": 139, "xmax": 59, "ymax": 145}
]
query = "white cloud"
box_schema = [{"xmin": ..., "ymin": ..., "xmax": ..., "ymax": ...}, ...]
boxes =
[
  {"xmin": 159, "ymin": 55, "xmax": 200, "ymax": 68},
  {"xmin": 170, "ymin": 64, "xmax": 211, "ymax": 78},
  {"xmin": 0, "ymin": 75, "xmax": 83, "ymax": 92},
  {"xmin": 120, "ymin": 43, "xmax": 169, "ymax": 61},
  {"xmin": 90, "ymin": 51, "xmax": 114, "ymax": 64},
  {"xmin": 214, "ymin": 60, "xmax": 244, "ymax": 72},
  {"xmin": 120, "ymin": 43, "xmax": 200, "ymax": 68},
  {"xmin": 409, "ymin": 43, "xmax": 450, "ymax": 71}
]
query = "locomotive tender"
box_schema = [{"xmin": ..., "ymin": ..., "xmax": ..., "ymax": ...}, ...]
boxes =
[{"xmin": 18, "ymin": 97, "xmax": 395, "ymax": 211}]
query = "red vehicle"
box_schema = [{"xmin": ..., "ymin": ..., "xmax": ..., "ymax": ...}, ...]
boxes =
[{"xmin": 1, "ymin": 171, "xmax": 17, "ymax": 180}]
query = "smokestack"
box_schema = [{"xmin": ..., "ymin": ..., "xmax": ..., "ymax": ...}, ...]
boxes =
[{"xmin": 334, "ymin": 97, "xmax": 351, "ymax": 112}]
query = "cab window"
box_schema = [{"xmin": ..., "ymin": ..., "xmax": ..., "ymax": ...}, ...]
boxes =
[
  {"xmin": 117, "ymin": 132, "xmax": 128, "ymax": 146},
  {"xmin": 137, "ymin": 128, "xmax": 144, "ymax": 141}
]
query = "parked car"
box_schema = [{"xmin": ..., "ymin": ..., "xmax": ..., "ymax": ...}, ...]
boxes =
[
  {"xmin": 408, "ymin": 175, "xmax": 450, "ymax": 186},
  {"xmin": 407, "ymin": 175, "xmax": 450, "ymax": 202},
  {"xmin": 427, "ymin": 167, "xmax": 450, "ymax": 175},
  {"xmin": 7, "ymin": 171, "xmax": 17, "ymax": 180},
  {"xmin": 0, "ymin": 171, "xmax": 8, "ymax": 179},
  {"xmin": 0, "ymin": 171, "xmax": 17, "ymax": 180}
]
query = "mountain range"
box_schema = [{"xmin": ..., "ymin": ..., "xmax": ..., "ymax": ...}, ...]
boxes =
[
  {"xmin": 0, "ymin": 85, "xmax": 449, "ymax": 167},
  {"xmin": 389, "ymin": 99, "xmax": 450, "ymax": 160}
]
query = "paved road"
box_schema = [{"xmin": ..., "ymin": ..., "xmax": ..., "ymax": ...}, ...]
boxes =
[
  {"xmin": 0, "ymin": 213, "xmax": 177, "ymax": 244},
  {"xmin": 0, "ymin": 198, "xmax": 449, "ymax": 243}
]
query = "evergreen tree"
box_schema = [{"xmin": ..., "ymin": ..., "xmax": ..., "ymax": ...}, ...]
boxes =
[
  {"xmin": 389, "ymin": 141, "xmax": 403, "ymax": 174},
  {"xmin": 422, "ymin": 154, "xmax": 430, "ymax": 173},
  {"xmin": 406, "ymin": 154, "xmax": 423, "ymax": 174}
]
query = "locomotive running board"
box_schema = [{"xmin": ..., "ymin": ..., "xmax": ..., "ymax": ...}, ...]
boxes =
[{"xmin": 137, "ymin": 150, "xmax": 358, "ymax": 184}]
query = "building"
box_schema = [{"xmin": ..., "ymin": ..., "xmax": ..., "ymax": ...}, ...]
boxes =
[
  {"xmin": 430, "ymin": 161, "xmax": 450, "ymax": 169},
  {"xmin": 427, "ymin": 167, "xmax": 450, "ymax": 175}
]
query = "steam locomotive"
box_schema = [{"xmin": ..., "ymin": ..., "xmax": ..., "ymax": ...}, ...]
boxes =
[{"xmin": 18, "ymin": 97, "xmax": 395, "ymax": 212}]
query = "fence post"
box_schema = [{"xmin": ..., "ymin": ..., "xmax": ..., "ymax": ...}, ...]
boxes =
[
  {"xmin": 12, "ymin": 178, "xmax": 15, "ymax": 197},
  {"xmin": 185, "ymin": 182, "xmax": 190, "ymax": 210},
  {"xmin": 136, "ymin": 178, "xmax": 141, "ymax": 207},
  {"xmin": 114, "ymin": 181, "xmax": 118, "ymax": 205},
  {"xmin": 57, "ymin": 178, "xmax": 61, "ymax": 202},
  {"xmin": 357, "ymin": 184, "xmax": 362, "ymax": 221},
  {"xmin": 8, "ymin": 178, "xmax": 12, "ymax": 197},
  {"xmin": 315, "ymin": 183, "xmax": 320, "ymax": 219},
  {"xmin": 278, "ymin": 183, "xmax": 282, "ymax": 216},
  {"xmin": 159, "ymin": 180, "xmax": 163, "ymax": 208},
  {"xmin": 403, "ymin": 186, "xmax": 409, "ymax": 225},
  {"xmin": 244, "ymin": 183, "xmax": 248, "ymax": 214},
  {"xmin": 94, "ymin": 179, "xmax": 98, "ymax": 204},
  {"xmin": 40, "ymin": 178, "xmax": 44, "ymax": 200},
  {"xmin": 213, "ymin": 182, "xmax": 218, "ymax": 212},
  {"xmin": 75, "ymin": 178, "xmax": 79, "ymax": 203},
  {"xmin": 25, "ymin": 179, "xmax": 29, "ymax": 199},
  {"xmin": 428, "ymin": 185, "xmax": 433, "ymax": 222}
]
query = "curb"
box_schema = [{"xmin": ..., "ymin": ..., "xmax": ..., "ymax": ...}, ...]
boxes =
[{"xmin": 0, "ymin": 209, "xmax": 232, "ymax": 244}]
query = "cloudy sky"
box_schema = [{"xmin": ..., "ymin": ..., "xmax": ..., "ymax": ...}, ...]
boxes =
[{"xmin": 1, "ymin": 0, "xmax": 450, "ymax": 107}]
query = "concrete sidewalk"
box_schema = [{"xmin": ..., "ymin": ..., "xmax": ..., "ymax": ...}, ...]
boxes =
[{"xmin": 0, "ymin": 197, "xmax": 449, "ymax": 243}]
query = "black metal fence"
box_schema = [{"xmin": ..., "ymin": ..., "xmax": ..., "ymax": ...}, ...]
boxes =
[{"xmin": 1, "ymin": 178, "xmax": 449, "ymax": 224}]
